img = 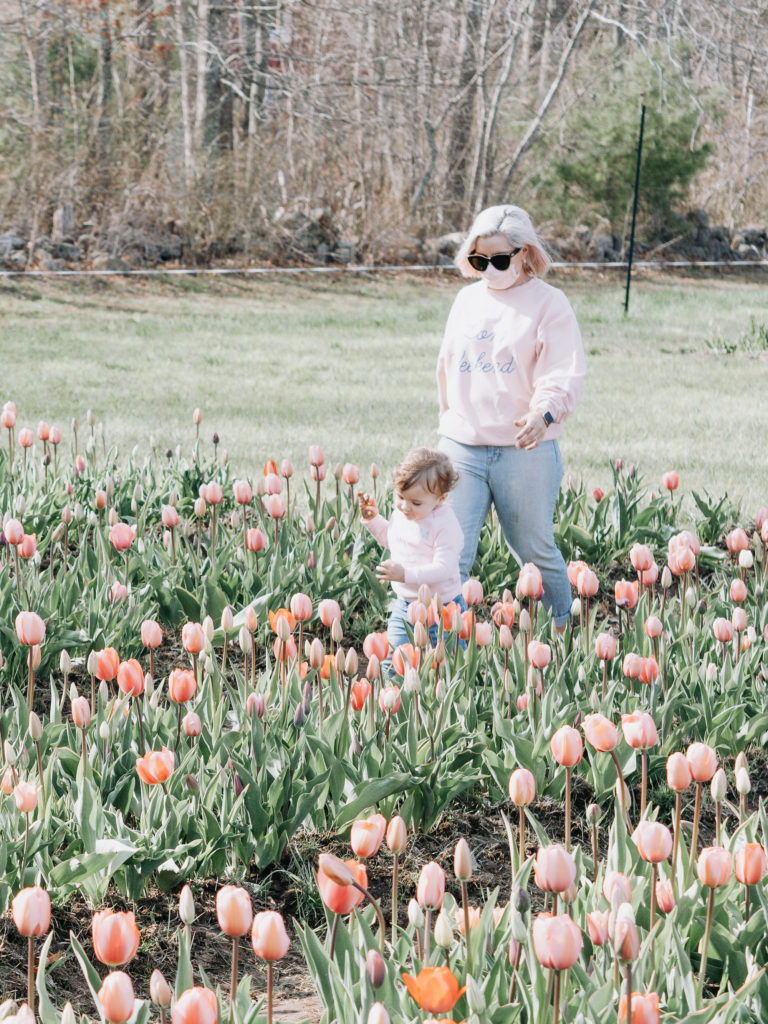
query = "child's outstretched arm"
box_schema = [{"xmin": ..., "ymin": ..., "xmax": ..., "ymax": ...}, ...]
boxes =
[
  {"xmin": 358, "ymin": 492, "xmax": 379, "ymax": 521},
  {"xmin": 359, "ymin": 492, "xmax": 390, "ymax": 547}
]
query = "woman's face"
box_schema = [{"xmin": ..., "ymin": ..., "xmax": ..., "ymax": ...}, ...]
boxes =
[{"xmin": 470, "ymin": 233, "xmax": 527, "ymax": 290}]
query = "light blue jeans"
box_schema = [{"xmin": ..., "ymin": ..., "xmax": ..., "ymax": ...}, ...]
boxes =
[{"xmin": 438, "ymin": 436, "xmax": 571, "ymax": 627}]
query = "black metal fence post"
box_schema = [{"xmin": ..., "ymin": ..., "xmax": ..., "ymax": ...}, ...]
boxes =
[{"xmin": 624, "ymin": 103, "xmax": 646, "ymax": 315}]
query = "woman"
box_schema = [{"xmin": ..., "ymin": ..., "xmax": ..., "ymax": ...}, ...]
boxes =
[{"xmin": 437, "ymin": 204, "xmax": 586, "ymax": 627}]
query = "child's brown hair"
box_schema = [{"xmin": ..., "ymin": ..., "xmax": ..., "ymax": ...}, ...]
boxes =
[{"xmin": 392, "ymin": 447, "xmax": 459, "ymax": 497}]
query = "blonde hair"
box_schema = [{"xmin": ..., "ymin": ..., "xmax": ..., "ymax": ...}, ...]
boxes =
[
  {"xmin": 392, "ymin": 447, "xmax": 458, "ymax": 497},
  {"xmin": 455, "ymin": 204, "xmax": 551, "ymax": 279}
]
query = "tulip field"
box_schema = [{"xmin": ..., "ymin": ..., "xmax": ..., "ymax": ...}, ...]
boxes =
[{"xmin": 2, "ymin": 273, "xmax": 768, "ymax": 1024}]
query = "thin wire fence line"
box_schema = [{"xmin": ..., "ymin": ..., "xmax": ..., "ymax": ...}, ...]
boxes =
[{"xmin": 1, "ymin": 259, "xmax": 767, "ymax": 278}]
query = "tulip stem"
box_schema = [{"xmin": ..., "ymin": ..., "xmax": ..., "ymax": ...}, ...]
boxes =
[
  {"xmin": 745, "ymin": 885, "xmax": 751, "ymax": 925},
  {"xmin": 509, "ymin": 939, "xmax": 522, "ymax": 1003},
  {"xmin": 230, "ymin": 935, "xmax": 238, "ymax": 1012},
  {"xmin": 391, "ymin": 853, "xmax": 399, "ymax": 946},
  {"xmin": 328, "ymin": 914, "xmax": 340, "ymax": 959},
  {"xmin": 650, "ymin": 864, "xmax": 657, "ymax": 934},
  {"xmin": 266, "ymin": 961, "xmax": 273, "ymax": 1024},
  {"xmin": 423, "ymin": 908, "xmax": 431, "ymax": 963},
  {"xmin": 81, "ymin": 727, "xmax": 87, "ymax": 778},
  {"xmin": 610, "ymin": 750, "xmax": 629, "ymax": 830},
  {"xmin": 460, "ymin": 880, "xmax": 471, "ymax": 960},
  {"xmin": 21, "ymin": 812, "xmax": 30, "ymax": 883},
  {"xmin": 351, "ymin": 880, "xmax": 386, "ymax": 954},
  {"xmin": 640, "ymin": 750, "xmax": 648, "ymax": 820},
  {"xmin": 672, "ymin": 793, "xmax": 682, "ymax": 876},
  {"xmin": 27, "ymin": 935, "xmax": 35, "ymax": 1016},
  {"xmin": 519, "ymin": 805, "xmax": 526, "ymax": 866},
  {"xmin": 553, "ymin": 969, "xmax": 561, "ymax": 1024},
  {"xmin": 601, "ymin": 660, "xmax": 608, "ymax": 701},
  {"xmin": 698, "ymin": 887, "xmax": 716, "ymax": 1002},
  {"xmin": 689, "ymin": 782, "xmax": 702, "ymax": 870},
  {"xmin": 34, "ymin": 739, "xmax": 46, "ymax": 817},
  {"xmin": 565, "ymin": 767, "xmax": 571, "ymax": 852},
  {"xmin": 591, "ymin": 819, "xmax": 598, "ymax": 882},
  {"xmin": 625, "ymin": 964, "xmax": 632, "ymax": 1024},
  {"xmin": 136, "ymin": 699, "xmax": 146, "ymax": 751},
  {"xmin": 26, "ymin": 648, "xmax": 34, "ymax": 712}
]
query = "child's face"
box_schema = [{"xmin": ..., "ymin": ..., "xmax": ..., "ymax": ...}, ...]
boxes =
[{"xmin": 395, "ymin": 482, "xmax": 445, "ymax": 521}]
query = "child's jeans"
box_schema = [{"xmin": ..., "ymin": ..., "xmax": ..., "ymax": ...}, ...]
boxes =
[{"xmin": 384, "ymin": 593, "xmax": 467, "ymax": 675}]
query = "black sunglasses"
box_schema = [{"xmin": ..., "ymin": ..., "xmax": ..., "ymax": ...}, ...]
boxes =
[{"xmin": 467, "ymin": 248, "xmax": 521, "ymax": 272}]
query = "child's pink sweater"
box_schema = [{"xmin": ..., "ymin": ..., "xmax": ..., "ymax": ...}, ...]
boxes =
[
  {"xmin": 437, "ymin": 277, "xmax": 586, "ymax": 445},
  {"xmin": 364, "ymin": 504, "xmax": 463, "ymax": 602}
]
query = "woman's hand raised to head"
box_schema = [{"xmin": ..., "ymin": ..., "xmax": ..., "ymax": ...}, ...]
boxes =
[{"xmin": 514, "ymin": 411, "xmax": 550, "ymax": 450}]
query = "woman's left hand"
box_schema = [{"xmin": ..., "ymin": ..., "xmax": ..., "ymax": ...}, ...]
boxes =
[{"xmin": 514, "ymin": 411, "xmax": 549, "ymax": 450}]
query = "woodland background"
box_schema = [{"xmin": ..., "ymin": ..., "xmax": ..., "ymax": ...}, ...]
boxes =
[{"xmin": 1, "ymin": 0, "xmax": 766, "ymax": 265}]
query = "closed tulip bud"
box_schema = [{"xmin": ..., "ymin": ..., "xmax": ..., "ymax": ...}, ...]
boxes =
[
  {"xmin": 739, "ymin": 550, "xmax": 754, "ymax": 569},
  {"xmin": 735, "ymin": 751, "xmax": 748, "ymax": 772},
  {"xmin": 179, "ymin": 884, "xmax": 195, "ymax": 925},
  {"xmin": 386, "ymin": 815, "xmax": 407, "ymax": 854},
  {"xmin": 293, "ymin": 702, "xmax": 305, "ymax": 727},
  {"xmin": 413, "ymin": 621, "xmax": 428, "ymax": 647},
  {"xmin": 587, "ymin": 802, "xmax": 600, "ymax": 823},
  {"xmin": 503, "ymin": 668, "xmax": 515, "ymax": 694},
  {"xmin": 335, "ymin": 647, "xmax": 345, "ymax": 674},
  {"xmin": 736, "ymin": 766, "xmax": 751, "ymax": 795},
  {"xmin": 309, "ymin": 638, "xmax": 325, "ymax": 670},
  {"xmin": 5, "ymin": 740, "xmax": 16, "ymax": 766},
  {"xmin": 615, "ymin": 903, "xmax": 639, "ymax": 961},
  {"xmin": 150, "ymin": 970, "xmax": 172, "ymax": 1008},
  {"xmin": 60, "ymin": 1002, "xmax": 76, "ymax": 1024},
  {"xmin": 711, "ymin": 767, "xmax": 727, "ymax": 803},
  {"xmin": 407, "ymin": 898, "xmax": 424, "ymax": 928},
  {"xmin": 454, "ymin": 837, "xmax": 472, "ymax": 881},
  {"xmin": 276, "ymin": 616, "xmax": 291, "ymax": 644},
  {"xmin": 366, "ymin": 1004, "xmax": 390, "ymax": 1024},
  {"xmin": 435, "ymin": 677, "xmax": 446, "ymax": 700},
  {"xmin": 99, "ymin": 721, "xmax": 110, "ymax": 742},
  {"xmin": 661, "ymin": 565, "xmax": 673, "ymax": 589},
  {"xmin": 331, "ymin": 618, "xmax": 343, "ymax": 644},
  {"xmin": 345, "ymin": 648, "xmax": 359, "ymax": 676},
  {"xmin": 185, "ymin": 773, "xmax": 200, "ymax": 793},
  {"xmin": 705, "ymin": 662, "xmax": 718, "ymax": 683},
  {"xmin": 404, "ymin": 667, "xmax": 421, "ymax": 694},
  {"xmin": 350, "ymin": 731, "xmax": 362, "ymax": 756},
  {"xmin": 238, "ymin": 626, "xmax": 252, "ymax": 654},
  {"xmin": 570, "ymin": 597, "xmax": 581, "ymax": 618},
  {"xmin": 366, "ymin": 949, "xmax": 386, "ymax": 988},
  {"xmin": 434, "ymin": 910, "xmax": 454, "ymax": 949},
  {"xmin": 28, "ymin": 711, "xmax": 42, "ymax": 742},
  {"xmin": 98, "ymin": 680, "xmax": 109, "ymax": 704},
  {"xmin": 465, "ymin": 974, "xmax": 485, "ymax": 1015}
]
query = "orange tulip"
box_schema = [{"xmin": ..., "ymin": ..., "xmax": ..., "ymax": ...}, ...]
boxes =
[
  {"xmin": 633, "ymin": 821, "xmax": 672, "ymax": 863},
  {"xmin": 117, "ymin": 659, "xmax": 144, "ymax": 697},
  {"xmin": 92, "ymin": 909, "xmax": 140, "ymax": 966},
  {"xmin": 549, "ymin": 725, "xmax": 583, "ymax": 766},
  {"xmin": 351, "ymin": 678, "xmax": 372, "ymax": 710},
  {"xmin": 726, "ymin": 528, "xmax": 749, "ymax": 553},
  {"xmin": 697, "ymin": 846, "xmax": 731, "ymax": 887},
  {"xmin": 171, "ymin": 986, "xmax": 218, "ymax": 1024},
  {"xmin": 136, "ymin": 747, "xmax": 175, "ymax": 785},
  {"xmin": 350, "ymin": 814, "xmax": 387, "ymax": 858},
  {"xmin": 98, "ymin": 971, "xmax": 135, "ymax": 1024},
  {"xmin": 18, "ymin": 427, "xmax": 33, "ymax": 448},
  {"xmin": 661, "ymin": 470, "xmax": 678, "ymax": 491},
  {"xmin": 534, "ymin": 845, "xmax": 576, "ymax": 893},
  {"xmin": 94, "ymin": 647, "xmax": 120, "ymax": 681},
  {"xmin": 12, "ymin": 886, "xmax": 51, "ymax": 936},
  {"xmin": 532, "ymin": 912, "xmax": 583, "ymax": 969},
  {"xmin": 509, "ymin": 768, "xmax": 536, "ymax": 806},
  {"xmin": 317, "ymin": 858, "xmax": 367, "ymax": 914},
  {"xmin": 401, "ymin": 966, "xmax": 466, "ymax": 1014},
  {"xmin": 18, "ymin": 534, "xmax": 37, "ymax": 559},
  {"xmin": 586, "ymin": 909, "xmax": 609, "ymax": 946},
  {"xmin": 15, "ymin": 611, "xmax": 45, "ymax": 647},
  {"xmin": 735, "ymin": 844, "xmax": 767, "ymax": 886},
  {"xmin": 621, "ymin": 711, "xmax": 658, "ymax": 749},
  {"xmin": 685, "ymin": 742, "xmax": 717, "ymax": 783},
  {"xmin": 416, "ymin": 861, "xmax": 446, "ymax": 909},
  {"xmin": 269, "ymin": 608, "xmax": 296, "ymax": 634},
  {"xmin": 169, "ymin": 669, "xmax": 197, "ymax": 703},
  {"xmin": 582, "ymin": 713, "xmax": 619, "ymax": 752},
  {"xmin": 666, "ymin": 752, "xmax": 692, "ymax": 792},
  {"xmin": 619, "ymin": 991, "xmax": 660, "ymax": 1024},
  {"xmin": 392, "ymin": 644, "xmax": 419, "ymax": 676},
  {"xmin": 216, "ymin": 885, "xmax": 253, "ymax": 937}
]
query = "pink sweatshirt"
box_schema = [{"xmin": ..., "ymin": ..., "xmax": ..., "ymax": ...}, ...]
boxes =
[
  {"xmin": 364, "ymin": 504, "xmax": 463, "ymax": 602},
  {"xmin": 437, "ymin": 277, "xmax": 586, "ymax": 445}
]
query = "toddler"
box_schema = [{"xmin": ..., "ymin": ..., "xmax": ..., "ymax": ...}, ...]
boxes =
[{"xmin": 358, "ymin": 447, "xmax": 465, "ymax": 657}]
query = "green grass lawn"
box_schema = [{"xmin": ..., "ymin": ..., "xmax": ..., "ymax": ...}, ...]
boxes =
[{"xmin": 1, "ymin": 269, "xmax": 766, "ymax": 515}]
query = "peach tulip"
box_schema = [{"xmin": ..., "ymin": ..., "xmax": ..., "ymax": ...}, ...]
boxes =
[
  {"xmin": 549, "ymin": 725, "xmax": 583, "ymax": 766},
  {"xmin": 462, "ymin": 578, "xmax": 483, "ymax": 605},
  {"xmin": 528, "ymin": 640, "xmax": 552, "ymax": 668},
  {"xmin": 491, "ymin": 601, "xmax": 515, "ymax": 627},
  {"xmin": 622, "ymin": 652, "xmax": 642, "ymax": 679},
  {"xmin": 621, "ymin": 711, "xmax": 657, "ymax": 749},
  {"xmin": 615, "ymin": 905, "xmax": 640, "ymax": 961},
  {"xmin": 108, "ymin": 523, "xmax": 135, "ymax": 551},
  {"xmin": 576, "ymin": 567, "xmax": 599, "ymax": 596},
  {"xmin": 169, "ymin": 668, "xmax": 197, "ymax": 703},
  {"xmin": 509, "ymin": 768, "xmax": 536, "ymax": 806},
  {"xmin": 4, "ymin": 518, "xmax": 24, "ymax": 545},
  {"xmin": 161, "ymin": 505, "xmax": 180, "ymax": 528},
  {"xmin": 644, "ymin": 615, "xmax": 663, "ymax": 639},
  {"xmin": 317, "ymin": 857, "xmax": 367, "ymax": 915},
  {"xmin": 117, "ymin": 659, "xmax": 144, "ymax": 697},
  {"xmin": 171, "ymin": 987, "xmax": 218, "ymax": 1024},
  {"xmin": 732, "ymin": 607, "xmax": 747, "ymax": 632},
  {"xmin": 474, "ymin": 621, "xmax": 492, "ymax": 645},
  {"xmin": 98, "ymin": 971, "xmax": 135, "ymax": 1024},
  {"xmin": 666, "ymin": 752, "xmax": 691, "ymax": 791},
  {"xmin": 246, "ymin": 528, "xmax": 266, "ymax": 552},
  {"xmin": 697, "ymin": 846, "xmax": 731, "ymax": 887},
  {"xmin": 18, "ymin": 428, "xmax": 33, "ymax": 448},
  {"xmin": 350, "ymin": 814, "xmax": 387, "ymax": 858},
  {"xmin": 265, "ymin": 494, "xmax": 285, "ymax": 519},
  {"xmin": 233, "ymin": 479, "xmax": 253, "ymax": 504},
  {"xmin": 92, "ymin": 909, "xmax": 140, "ymax": 966},
  {"xmin": 363, "ymin": 631, "xmax": 389, "ymax": 661},
  {"xmin": 351, "ymin": 678, "xmax": 372, "ymax": 711},
  {"xmin": 735, "ymin": 844, "xmax": 768, "ymax": 886},
  {"xmin": 318, "ymin": 598, "xmax": 341, "ymax": 627},
  {"xmin": 640, "ymin": 562, "xmax": 659, "ymax": 585},
  {"xmin": 310, "ymin": 463, "xmax": 326, "ymax": 481},
  {"xmin": 94, "ymin": 647, "xmax": 120, "ymax": 681},
  {"xmin": 141, "ymin": 619, "xmax": 163, "ymax": 648},
  {"xmin": 13, "ymin": 782, "xmax": 38, "ymax": 813},
  {"xmin": 136, "ymin": 747, "xmax": 175, "ymax": 785},
  {"xmin": 216, "ymin": 885, "xmax": 253, "ymax": 937},
  {"xmin": 110, "ymin": 582, "xmax": 127, "ymax": 603},
  {"xmin": 12, "ymin": 886, "xmax": 51, "ymax": 936},
  {"xmin": 15, "ymin": 611, "xmax": 45, "ymax": 647},
  {"xmin": 619, "ymin": 991, "xmax": 660, "ymax": 1024},
  {"xmin": 586, "ymin": 909, "xmax": 609, "ymax": 946},
  {"xmin": 712, "ymin": 618, "xmax": 733, "ymax": 643},
  {"xmin": 726, "ymin": 528, "xmax": 749, "ymax": 553},
  {"xmin": 567, "ymin": 559, "xmax": 589, "ymax": 586},
  {"xmin": 662, "ymin": 471, "xmax": 678, "ymax": 491},
  {"xmin": 686, "ymin": 742, "xmax": 717, "ymax": 782},
  {"xmin": 401, "ymin": 967, "xmax": 465, "ymax": 1013},
  {"xmin": 630, "ymin": 543, "xmax": 654, "ymax": 572},
  {"xmin": 290, "ymin": 592, "xmax": 313, "ymax": 621},
  {"xmin": 656, "ymin": 879, "xmax": 676, "ymax": 913},
  {"xmin": 71, "ymin": 695, "xmax": 91, "ymax": 728},
  {"xmin": 251, "ymin": 910, "xmax": 290, "ymax": 961},
  {"xmin": 532, "ymin": 912, "xmax": 583, "ymax": 969},
  {"xmin": 582, "ymin": 713, "xmax": 619, "ymax": 751},
  {"xmin": 634, "ymin": 821, "xmax": 672, "ymax": 863},
  {"xmin": 205, "ymin": 482, "xmax": 223, "ymax": 505},
  {"xmin": 182, "ymin": 622, "xmax": 206, "ymax": 653},
  {"xmin": 416, "ymin": 861, "xmax": 446, "ymax": 909},
  {"xmin": 603, "ymin": 871, "xmax": 632, "ymax": 906},
  {"xmin": 183, "ymin": 711, "xmax": 202, "ymax": 737},
  {"xmin": 614, "ymin": 580, "xmax": 638, "ymax": 609},
  {"xmin": 518, "ymin": 562, "xmax": 543, "ymax": 599},
  {"xmin": 533, "ymin": 845, "xmax": 576, "ymax": 893},
  {"xmin": 18, "ymin": 534, "xmax": 36, "ymax": 559},
  {"xmin": 730, "ymin": 578, "xmax": 748, "ymax": 603},
  {"xmin": 391, "ymin": 644, "xmax": 419, "ymax": 676},
  {"xmin": 594, "ymin": 632, "xmax": 617, "ymax": 660},
  {"xmin": 386, "ymin": 816, "xmax": 407, "ymax": 854}
]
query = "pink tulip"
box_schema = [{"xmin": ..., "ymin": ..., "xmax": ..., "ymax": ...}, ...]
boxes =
[
  {"xmin": 533, "ymin": 845, "xmax": 576, "ymax": 892},
  {"xmin": 518, "ymin": 563, "xmax": 543, "ymax": 599},
  {"xmin": 532, "ymin": 912, "xmax": 582, "ymax": 969},
  {"xmin": 549, "ymin": 725, "xmax": 583, "ymax": 767},
  {"xmin": 594, "ymin": 632, "xmax": 617, "ymax": 660},
  {"xmin": 98, "ymin": 971, "xmax": 135, "ymax": 1024},
  {"xmin": 266, "ymin": 494, "xmax": 286, "ymax": 519},
  {"xmin": 318, "ymin": 598, "xmax": 341, "ymax": 627},
  {"xmin": 726, "ymin": 528, "xmax": 749, "ymax": 553},
  {"xmin": 462, "ymin": 578, "xmax": 483, "ymax": 605},
  {"xmin": 141, "ymin": 620, "xmax": 163, "ymax": 648},
  {"xmin": 108, "ymin": 523, "xmax": 135, "ymax": 551},
  {"xmin": 633, "ymin": 821, "xmax": 672, "ymax": 863},
  {"xmin": 15, "ymin": 611, "xmax": 45, "ymax": 646},
  {"xmin": 509, "ymin": 768, "xmax": 536, "ymax": 806},
  {"xmin": 161, "ymin": 505, "xmax": 180, "ymax": 528},
  {"xmin": 233, "ymin": 479, "xmax": 253, "ymax": 504},
  {"xmin": 416, "ymin": 862, "xmax": 446, "ymax": 909},
  {"xmin": 528, "ymin": 640, "xmax": 552, "ymax": 669},
  {"xmin": 621, "ymin": 711, "xmax": 658, "ymax": 749},
  {"xmin": 662, "ymin": 471, "xmax": 678, "ymax": 491},
  {"xmin": 629, "ymin": 543, "xmax": 654, "ymax": 572},
  {"xmin": 205, "ymin": 482, "xmax": 224, "ymax": 504},
  {"xmin": 666, "ymin": 752, "xmax": 692, "ymax": 792},
  {"xmin": 686, "ymin": 742, "xmax": 717, "ymax": 783}
]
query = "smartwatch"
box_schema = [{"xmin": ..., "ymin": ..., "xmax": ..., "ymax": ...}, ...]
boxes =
[{"xmin": 542, "ymin": 411, "xmax": 554, "ymax": 428}]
